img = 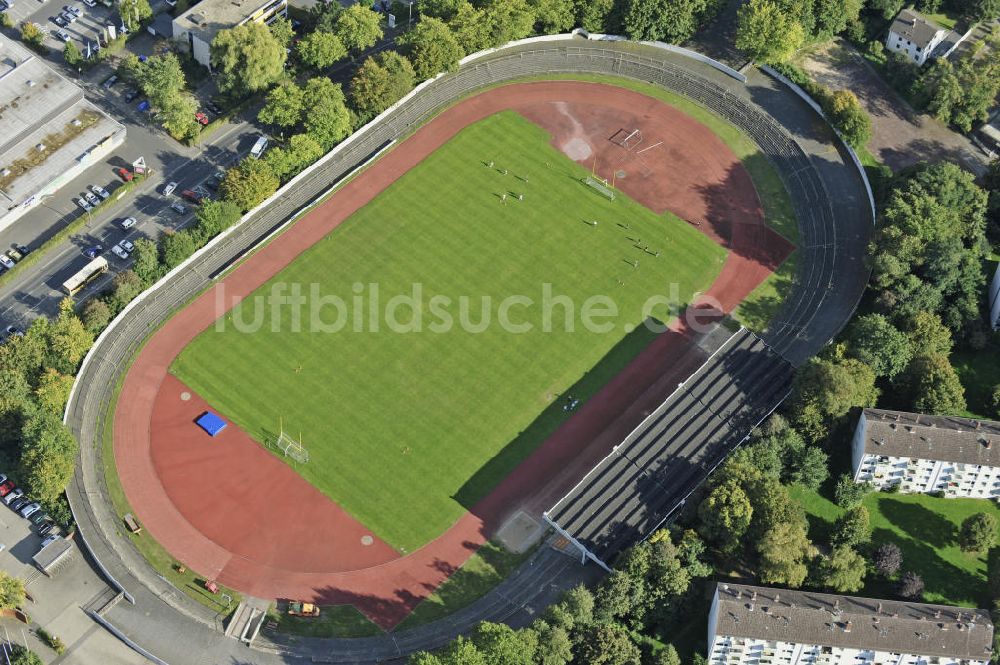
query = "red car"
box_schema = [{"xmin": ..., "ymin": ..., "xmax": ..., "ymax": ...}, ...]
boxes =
[
  {"xmin": 116, "ymin": 167, "xmax": 134, "ymax": 182},
  {"xmin": 181, "ymin": 189, "xmax": 207, "ymax": 205},
  {"xmin": 195, "ymin": 112, "xmax": 209, "ymax": 126},
  {"xmin": 0, "ymin": 481, "xmax": 15, "ymax": 497}
]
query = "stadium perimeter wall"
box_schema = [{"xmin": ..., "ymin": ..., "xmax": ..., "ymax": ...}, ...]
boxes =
[{"xmin": 62, "ymin": 35, "xmax": 874, "ymax": 664}]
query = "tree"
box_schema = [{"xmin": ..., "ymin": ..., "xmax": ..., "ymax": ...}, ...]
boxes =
[
  {"xmin": 297, "ymin": 31, "xmax": 348, "ymax": 70},
  {"xmin": 131, "ymin": 239, "xmax": 162, "ymax": 285},
  {"xmin": 334, "ymin": 4, "xmax": 384, "ymax": 55},
  {"xmin": 834, "ymin": 473, "xmax": 871, "ymax": 509},
  {"xmin": 19, "ymin": 410, "xmax": 79, "ymax": 506},
  {"xmin": 269, "ymin": 16, "xmax": 294, "ymax": 47},
  {"xmin": 259, "ymin": 81, "xmax": 305, "ymax": 129},
  {"xmin": 899, "ymin": 354, "xmax": 966, "ymax": 415},
  {"xmin": 302, "ymin": 78, "xmax": 352, "ymax": 150},
  {"xmin": 529, "ymin": 0, "xmax": 575, "ymax": 33},
  {"xmin": 118, "ymin": 0, "xmax": 152, "ymax": 31},
  {"xmin": 160, "ymin": 230, "xmax": 199, "ymax": 270},
  {"xmin": 157, "ymin": 92, "xmax": 200, "ymax": 141},
  {"xmin": 402, "ymin": 16, "xmax": 464, "ymax": 80},
  {"xmin": 967, "ymin": 0, "xmax": 1000, "ymax": 21},
  {"xmin": 822, "ymin": 88, "xmax": 870, "ymax": 149},
  {"xmin": 34, "ymin": 368, "xmax": 74, "ymax": 414},
  {"xmin": 81, "ymin": 298, "xmax": 112, "ymax": 333},
  {"xmin": 448, "ymin": 2, "xmax": 491, "ymax": 53},
  {"xmin": 531, "ymin": 620, "xmax": 573, "ymax": 665},
  {"xmin": 421, "ymin": 0, "xmax": 465, "ymax": 19},
  {"xmin": 471, "ymin": 622, "xmax": 537, "ymax": 663},
  {"xmin": 960, "ymin": 512, "xmax": 999, "ymax": 553},
  {"xmin": 735, "ymin": 0, "xmax": 804, "ymax": 64},
  {"xmin": 481, "ymin": 0, "xmax": 535, "ymax": 47},
  {"xmin": 656, "ymin": 645, "xmax": 682, "ymax": 665},
  {"xmin": 787, "ymin": 445, "xmax": 828, "ymax": 491},
  {"xmin": 624, "ymin": 0, "xmax": 708, "ymax": 43},
  {"xmin": 756, "ymin": 521, "xmax": 815, "ymax": 587},
  {"xmin": 789, "ymin": 357, "xmax": 878, "ymax": 441},
  {"xmin": 20, "ymin": 22, "xmax": 44, "ymax": 48},
  {"xmin": 222, "ymin": 158, "xmax": 280, "ymax": 212},
  {"xmin": 845, "ymin": 314, "xmax": 912, "ymax": 378},
  {"xmin": 902, "ymin": 310, "xmax": 953, "ymax": 357},
  {"xmin": 0, "ymin": 572, "xmax": 24, "ymax": 610},
  {"xmin": 574, "ymin": 0, "xmax": 612, "ymax": 31},
  {"xmin": 832, "ymin": 505, "xmax": 871, "ymax": 547},
  {"xmin": 8, "ymin": 646, "xmax": 41, "ymax": 665},
  {"xmin": 211, "ymin": 22, "xmax": 286, "ymax": 96},
  {"xmin": 194, "ymin": 199, "xmax": 243, "ymax": 240},
  {"xmin": 814, "ymin": 0, "xmax": 861, "ymax": 36},
  {"xmin": 46, "ymin": 298, "xmax": 93, "ymax": 375},
  {"xmin": 992, "ymin": 384, "xmax": 1000, "ymax": 419},
  {"xmin": 898, "ymin": 571, "xmax": 924, "ymax": 599},
  {"xmin": 698, "ymin": 480, "xmax": 753, "ymax": 551},
  {"xmin": 350, "ymin": 51, "xmax": 417, "ymax": 119},
  {"xmin": 872, "ymin": 542, "xmax": 903, "ymax": 578},
  {"xmin": 818, "ymin": 546, "xmax": 866, "ymax": 593},
  {"xmin": 546, "ymin": 584, "xmax": 594, "ymax": 631},
  {"xmin": 574, "ymin": 623, "xmax": 641, "ymax": 665},
  {"xmin": 64, "ymin": 40, "xmax": 83, "ymax": 68},
  {"xmin": 110, "ymin": 270, "xmax": 145, "ymax": 312},
  {"xmin": 133, "ymin": 53, "xmax": 186, "ymax": 105}
]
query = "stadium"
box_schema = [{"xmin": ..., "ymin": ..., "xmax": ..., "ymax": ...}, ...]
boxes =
[{"xmin": 64, "ymin": 36, "xmax": 873, "ymax": 660}]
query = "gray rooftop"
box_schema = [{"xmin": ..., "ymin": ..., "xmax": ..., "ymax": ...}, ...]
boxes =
[
  {"xmin": 890, "ymin": 8, "xmax": 945, "ymax": 48},
  {"xmin": 860, "ymin": 408, "xmax": 1000, "ymax": 467},
  {"xmin": 172, "ymin": 0, "xmax": 284, "ymax": 46},
  {"xmin": 713, "ymin": 583, "xmax": 993, "ymax": 660},
  {"xmin": 0, "ymin": 34, "xmax": 124, "ymax": 208}
]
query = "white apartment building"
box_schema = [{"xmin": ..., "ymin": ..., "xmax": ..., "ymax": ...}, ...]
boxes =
[
  {"xmin": 989, "ymin": 262, "xmax": 999, "ymax": 330},
  {"xmin": 172, "ymin": 0, "xmax": 288, "ymax": 69},
  {"xmin": 851, "ymin": 408, "xmax": 1000, "ymax": 499},
  {"xmin": 885, "ymin": 9, "xmax": 947, "ymax": 66},
  {"xmin": 708, "ymin": 583, "xmax": 993, "ymax": 665}
]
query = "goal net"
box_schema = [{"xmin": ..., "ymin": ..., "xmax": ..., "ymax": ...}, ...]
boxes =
[
  {"xmin": 610, "ymin": 128, "xmax": 643, "ymax": 151},
  {"xmin": 583, "ymin": 176, "xmax": 615, "ymax": 201},
  {"xmin": 272, "ymin": 430, "xmax": 310, "ymax": 464}
]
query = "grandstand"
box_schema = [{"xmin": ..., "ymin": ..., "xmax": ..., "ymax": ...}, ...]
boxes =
[{"xmin": 544, "ymin": 328, "xmax": 794, "ymax": 569}]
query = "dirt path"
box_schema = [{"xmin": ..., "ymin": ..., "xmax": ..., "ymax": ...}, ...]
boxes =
[{"xmin": 114, "ymin": 81, "xmax": 789, "ymax": 630}]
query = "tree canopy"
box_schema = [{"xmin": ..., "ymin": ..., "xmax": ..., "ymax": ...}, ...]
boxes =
[
  {"xmin": 401, "ymin": 16, "xmax": 464, "ymax": 80},
  {"xmin": 735, "ymin": 0, "xmax": 804, "ymax": 64},
  {"xmin": 211, "ymin": 22, "xmax": 287, "ymax": 96}
]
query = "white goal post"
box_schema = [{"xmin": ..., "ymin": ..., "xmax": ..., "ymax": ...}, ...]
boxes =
[{"xmin": 272, "ymin": 427, "xmax": 310, "ymax": 464}]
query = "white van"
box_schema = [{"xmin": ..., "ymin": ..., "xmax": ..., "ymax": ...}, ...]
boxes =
[{"xmin": 250, "ymin": 135, "xmax": 269, "ymax": 159}]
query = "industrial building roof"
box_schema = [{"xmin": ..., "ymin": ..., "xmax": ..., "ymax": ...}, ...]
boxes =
[
  {"xmin": 713, "ymin": 583, "xmax": 993, "ymax": 661},
  {"xmin": 860, "ymin": 408, "xmax": 1000, "ymax": 467}
]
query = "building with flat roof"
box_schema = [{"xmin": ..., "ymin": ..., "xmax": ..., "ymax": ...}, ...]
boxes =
[
  {"xmin": 172, "ymin": 0, "xmax": 288, "ymax": 69},
  {"xmin": 885, "ymin": 8, "xmax": 948, "ymax": 66},
  {"xmin": 0, "ymin": 34, "xmax": 126, "ymax": 232},
  {"xmin": 708, "ymin": 583, "xmax": 993, "ymax": 665},
  {"xmin": 851, "ymin": 408, "xmax": 1000, "ymax": 498}
]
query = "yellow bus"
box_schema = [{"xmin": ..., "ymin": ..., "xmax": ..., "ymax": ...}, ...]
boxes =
[{"xmin": 62, "ymin": 257, "xmax": 109, "ymax": 296}]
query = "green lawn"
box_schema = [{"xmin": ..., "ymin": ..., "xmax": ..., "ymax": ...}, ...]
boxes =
[
  {"xmin": 266, "ymin": 604, "xmax": 383, "ymax": 638},
  {"xmin": 791, "ymin": 486, "xmax": 1000, "ymax": 607},
  {"xmin": 952, "ymin": 341, "xmax": 1000, "ymax": 420},
  {"xmin": 173, "ymin": 111, "xmax": 726, "ymax": 552}
]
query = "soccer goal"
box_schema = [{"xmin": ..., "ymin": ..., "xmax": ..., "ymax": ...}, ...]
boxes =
[
  {"xmin": 610, "ymin": 128, "xmax": 643, "ymax": 151},
  {"xmin": 272, "ymin": 427, "xmax": 310, "ymax": 464},
  {"xmin": 583, "ymin": 176, "xmax": 615, "ymax": 201}
]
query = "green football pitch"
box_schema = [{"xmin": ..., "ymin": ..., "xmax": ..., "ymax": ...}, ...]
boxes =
[{"xmin": 172, "ymin": 111, "xmax": 727, "ymax": 551}]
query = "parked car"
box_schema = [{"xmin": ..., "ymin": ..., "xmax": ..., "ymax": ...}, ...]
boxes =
[
  {"xmin": 4, "ymin": 326, "xmax": 22, "ymax": 338},
  {"xmin": 163, "ymin": 181, "xmax": 178, "ymax": 196},
  {"xmin": 102, "ymin": 75, "xmax": 118, "ymax": 90},
  {"xmin": 1, "ymin": 488, "xmax": 20, "ymax": 504},
  {"xmin": 206, "ymin": 101, "xmax": 223, "ymax": 115},
  {"xmin": 30, "ymin": 511, "xmax": 48, "ymax": 526},
  {"xmin": 84, "ymin": 245, "xmax": 102, "ymax": 258},
  {"xmin": 7, "ymin": 248, "xmax": 23, "ymax": 262},
  {"xmin": 14, "ymin": 245, "xmax": 29, "ymax": 257},
  {"xmin": 19, "ymin": 502, "xmax": 41, "ymax": 519},
  {"xmin": 123, "ymin": 88, "xmax": 139, "ymax": 102},
  {"xmin": 120, "ymin": 216, "xmax": 137, "ymax": 230},
  {"xmin": 56, "ymin": 29, "xmax": 71, "ymax": 41},
  {"xmin": 81, "ymin": 0, "xmax": 95, "ymax": 6},
  {"xmin": 53, "ymin": 14, "xmax": 67, "ymax": 26},
  {"xmin": 91, "ymin": 184, "xmax": 110, "ymax": 199},
  {"xmin": 181, "ymin": 189, "xmax": 206, "ymax": 205},
  {"xmin": 61, "ymin": 10, "xmax": 76, "ymax": 22},
  {"xmin": 77, "ymin": 197, "xmax": 92, "ymax": 211},
  {"xmin": 111, "ymin": 244, "xmax": 129, "ymax": 260},
  {"xmin": 0, "ymin": 481, "xmax": 13, "ymax": 498},
  {"xmin": 116, "ymin": 167, "xmax": 134, "ymax": 182},
  {"xmin": 0, "ymin": 255, "xmax": 13, "ymax": 269},
  {"xmin": 170, "ymin": 202, "xmax": 187, "ymax": 214},
  {"xmin": 206, "ymin": 169, "xmax": 224, "ymax": 190},
  {"xmin": 38, "ymin": 522, "xmax": 56, "ymax": 537},
  {"xmin": 0, "ymin": 474, "xmax": 7, "ymax": 486},
  {"xmin": 84, "ymin": 191, "xmax": 99, "ymax": 206},
  {"xmin": 136, "ymin": 100, "xmax": 150, "ymax": 112},
  {"xmin": 9, "ymin": 496, "xmax": 29, "ymax": 512},
  {"xmin": 195, "ymin": 111, "xmax": 209, "ymax": 126},
  {"xmin": 120, "ymin": 239, "xmax": 135, "ymax": 252},
  {"xmin": 40, "ymin": 534, "xmax": 60, "ymax": 548}
]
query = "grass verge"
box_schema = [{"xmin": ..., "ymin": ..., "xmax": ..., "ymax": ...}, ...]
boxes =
[{"xmin": 265, "ymin": 604, "xmax": 383, "ymax": 638}]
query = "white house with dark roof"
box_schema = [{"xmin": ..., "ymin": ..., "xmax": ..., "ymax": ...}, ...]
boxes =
[
  {"xmin": 708, "ymin": 583, "xmax": 993, "ymax": 665},
  {"xmin": 851, "ymin": 408, "xmax": 1000, "ymax": 498},
  {"xmin": 886, "ymin": 8, "xmax": 948, "ymax": 66}
]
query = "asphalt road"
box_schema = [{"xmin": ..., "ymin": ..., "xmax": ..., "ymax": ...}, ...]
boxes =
[{"xmin": 0, "ymin": 10, "xmax": 263, "ymax": 328}]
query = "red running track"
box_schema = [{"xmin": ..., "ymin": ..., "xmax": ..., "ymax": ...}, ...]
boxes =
[{"xmin": 114, "ymin": 81, "xmax": 793, "ymax": 630}]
